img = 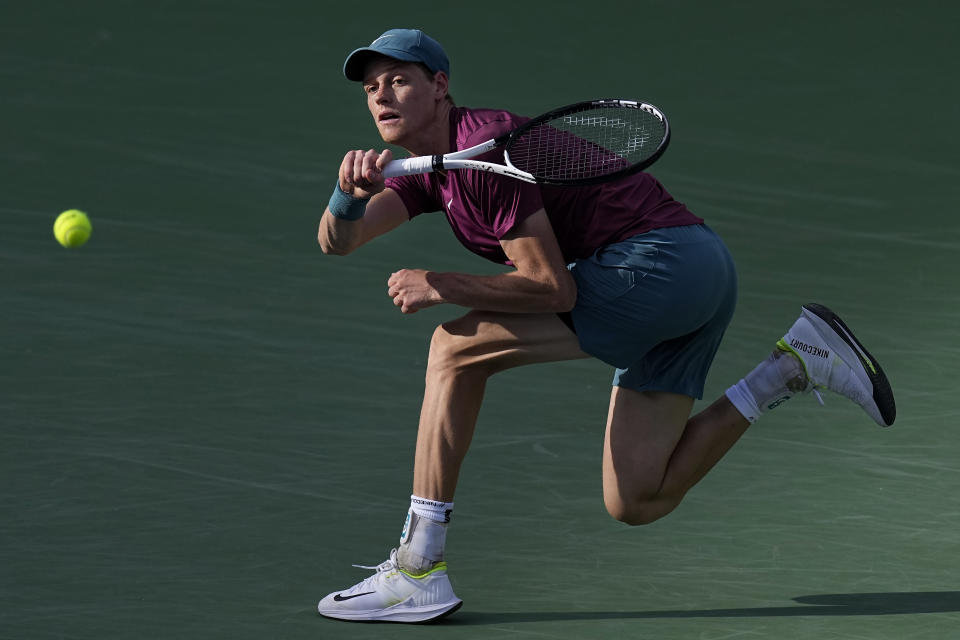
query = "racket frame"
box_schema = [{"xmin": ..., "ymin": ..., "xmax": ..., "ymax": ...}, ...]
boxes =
[{"xmin": 381, "ymin": 98, "xmax": 670, "ymax": 186}]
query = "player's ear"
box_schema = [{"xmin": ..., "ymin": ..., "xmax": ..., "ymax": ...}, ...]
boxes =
[{"xmin": 433, "ymin": 71, "xmax": 449, "ymax": 101}]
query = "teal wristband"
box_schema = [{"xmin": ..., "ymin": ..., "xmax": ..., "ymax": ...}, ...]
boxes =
[{"xmin": 328, "ymin": 182, "xmax": 370, "ymax": 220}]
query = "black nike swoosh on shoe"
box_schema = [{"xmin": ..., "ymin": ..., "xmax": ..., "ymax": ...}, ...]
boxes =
[{"xmin": 333, "ymin": 591, "xmax": 376, "ymax": 602}]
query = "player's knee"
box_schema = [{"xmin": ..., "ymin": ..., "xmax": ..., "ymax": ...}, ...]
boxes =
[
  {"xmin": 426, "ymin": 320, "xmax": 490, "ymax": 378},
  {"xmin": 426, "ymin": 324, "xmax": 461, "ymax": 373},
  {"xmin": 604, "ymin": 494, "xmax": 676, "ymax": 526},
  {"xmin": 606, "ymin": 502, "xmax": 662, "ymax": 526}
]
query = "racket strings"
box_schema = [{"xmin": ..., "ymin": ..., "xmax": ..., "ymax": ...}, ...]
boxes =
[{"xmin": 507, "ymin": 106, "xmax": 666, "ymax": 181}]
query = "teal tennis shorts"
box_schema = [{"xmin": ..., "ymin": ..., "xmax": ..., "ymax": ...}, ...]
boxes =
[{"xmin": 565, "ymin": 224, "xmax": 737, "ymax": 399}]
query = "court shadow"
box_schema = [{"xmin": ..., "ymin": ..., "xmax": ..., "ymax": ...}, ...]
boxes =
[{"xmin": 447, "ymin": 591, "xmax": 960, "ymax": 625}]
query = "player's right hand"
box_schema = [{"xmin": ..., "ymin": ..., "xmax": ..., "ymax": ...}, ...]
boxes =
[{"xmin": 339, "ymin": 148, "xmax": 393, "ymax": 200}]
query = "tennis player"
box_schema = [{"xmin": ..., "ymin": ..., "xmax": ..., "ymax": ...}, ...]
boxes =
[{"xmin": 316, "ymin": 28, "xmax": 896, "ymax": 623}]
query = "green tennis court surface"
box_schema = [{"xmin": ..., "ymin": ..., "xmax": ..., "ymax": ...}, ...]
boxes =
[{"xmin": 3, "ymin": 2, "xmax": 959, "ymax": 638}]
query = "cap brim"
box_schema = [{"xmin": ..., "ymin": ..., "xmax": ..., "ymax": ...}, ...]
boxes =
[{"xmin": 343, "ymin": 47, "xmax": 423, "ymax": 81}]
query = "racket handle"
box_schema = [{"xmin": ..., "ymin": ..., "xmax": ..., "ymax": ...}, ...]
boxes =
[{"xmin": 382, "ymin": 155, "xmax": 436, "ymax": 178}]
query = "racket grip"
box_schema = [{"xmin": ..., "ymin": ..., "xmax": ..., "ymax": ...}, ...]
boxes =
[{"xmin": 382, "ymin": 155, "xmax": 435, "ymax": 178}]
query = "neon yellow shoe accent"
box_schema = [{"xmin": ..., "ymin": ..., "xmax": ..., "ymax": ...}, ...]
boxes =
[
  {"xmin": 861, "ymin": 353, "xmax": 878, "ymax": 375},
  {"xmin": 400, "ymin": 561, "xmax": 448, "ymax": 579},
  {"xmin": 776, "ymin": 338, "xmax": 810, "ymax": 381}
]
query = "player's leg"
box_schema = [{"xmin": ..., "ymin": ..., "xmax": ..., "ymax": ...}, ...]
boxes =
[
  {"xmin": 602, "ymin": 388, "xmax": 748, "ymax": 525},
  {"xmin": 318, "ymin": 310, "xmax": 588, "ymax": 623},
  {"xmin": 412, "ymin": 309, "xmax": 589, "ymax": 502},
  {"xmin": 564, "ymin": 223, "xmax": 742, "ymax": 522},
  {"xmin": 604, "ymin": 301, "xmax": 898, "ymax": 526}
]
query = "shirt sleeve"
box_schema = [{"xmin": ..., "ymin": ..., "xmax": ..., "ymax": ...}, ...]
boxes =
[{"xmin": 384, "ymin": 173, "xmax": 442, "ymax": 219}]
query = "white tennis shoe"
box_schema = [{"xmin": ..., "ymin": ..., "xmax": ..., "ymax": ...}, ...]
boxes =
[
  {"xmin": 779, "ymin": 303, "xmax": 896, "ymax": 427},
  {"xmin": 317, "ymin": 549, "xmax": 463, "ymax": 623}
]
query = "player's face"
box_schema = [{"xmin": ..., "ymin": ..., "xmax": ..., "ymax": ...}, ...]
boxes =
[{"xmin": 362, "ymin": 59, "xmax": 444, "ymax": 146}]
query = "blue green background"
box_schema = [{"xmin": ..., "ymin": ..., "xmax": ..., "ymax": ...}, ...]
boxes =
[{"xmin": 2, "ymin": 2, "xmax": 959, "ymax": 638}]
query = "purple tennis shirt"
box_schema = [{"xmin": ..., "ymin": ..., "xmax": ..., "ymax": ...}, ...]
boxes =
[{"xmin": 384, "ymin": 106, "xmax": 702, "ymax": 265}]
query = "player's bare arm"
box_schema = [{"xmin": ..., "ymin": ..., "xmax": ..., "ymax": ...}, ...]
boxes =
[
  {"xmin": 318, "ymin": 148, "xmax": 407, "ymax": 255},
  {"xmin": 386, "ymin": 209, "xmax": 577, "ymax": 314}
]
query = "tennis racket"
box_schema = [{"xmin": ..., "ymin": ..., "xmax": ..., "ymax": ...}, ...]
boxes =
[{"xmin": 382, "ymin": 98, "xmax": 670, "ymax": 186}]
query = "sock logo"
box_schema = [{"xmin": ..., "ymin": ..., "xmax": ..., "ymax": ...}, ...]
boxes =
[
  {"xmin": 444, "ymin": 509, "xmax": 452, "ymax": 523},
  {"xmin": 791, "ymin": 339, "xmax": 829, "ymax": 359},
  {"xmin": 412, "ymin": 497, "xmax": 448, "ymax": 509}
]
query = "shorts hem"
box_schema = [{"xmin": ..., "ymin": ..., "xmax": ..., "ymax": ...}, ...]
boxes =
[{"xmin": 612, "ymin": 380, "xmax": 705, "ymax": 400}]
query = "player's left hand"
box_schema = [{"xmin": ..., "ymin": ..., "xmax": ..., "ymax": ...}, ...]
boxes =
[{"xmin": 387, "ymin": 269, "xmax": 443, "ymax": 314}]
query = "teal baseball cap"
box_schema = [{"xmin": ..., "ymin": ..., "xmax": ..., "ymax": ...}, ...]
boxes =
[{"xmin": 343, "ymin": 28, "xmax": 450, "ymax": 81}]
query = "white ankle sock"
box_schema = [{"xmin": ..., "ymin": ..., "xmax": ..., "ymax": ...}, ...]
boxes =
[
  {"xmin": 726, "ymin": 350, "xmax": 808, "ymax": 423},
  {"xmin": 397, "ymin": 495, "xmax": 453, "ymax": 575},
  {"xmin": 408, "ymin": 495, "xmax": 454, "ymax": 523}
]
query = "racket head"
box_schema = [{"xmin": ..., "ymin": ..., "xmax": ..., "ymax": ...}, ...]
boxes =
[{"xmin": 503, "ymin": 99, "xmax": 670, "ymax": 186}]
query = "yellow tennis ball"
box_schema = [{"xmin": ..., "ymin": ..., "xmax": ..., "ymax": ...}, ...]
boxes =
[{"xmin": 54, "ymin": 209, "xmax": 92, "ymax": 248}]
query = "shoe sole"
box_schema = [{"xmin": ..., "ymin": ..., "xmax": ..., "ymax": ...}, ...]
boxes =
[
  {"xmin": 802, "ymin": 303, "xmax": 896, "ymax": 427},
  {"xmin": 318, "ymin": 598, "xmax": 463, "ymax": 624}
]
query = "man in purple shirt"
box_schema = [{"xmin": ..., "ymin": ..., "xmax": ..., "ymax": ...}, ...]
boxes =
[{"xmin": 316, "ymin": 29, "xmax": 896, "ymax": 623}]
